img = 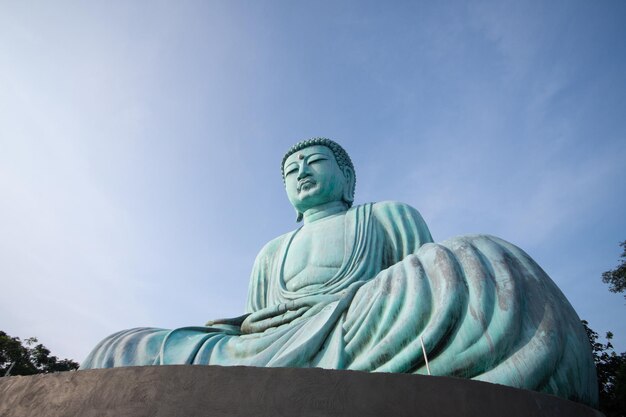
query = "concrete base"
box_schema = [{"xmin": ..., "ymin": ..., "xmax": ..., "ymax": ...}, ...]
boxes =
[{"xmin": 0, "ymin": 365, "xmax": 602, "ymax": 417}]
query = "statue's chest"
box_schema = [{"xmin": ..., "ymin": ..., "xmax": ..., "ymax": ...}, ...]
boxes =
[{"xmin": 282, "ymin": 215, "xmax": 346, "ymax": 291}]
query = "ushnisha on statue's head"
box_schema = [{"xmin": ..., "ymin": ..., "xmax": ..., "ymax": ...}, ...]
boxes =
[{"xmin": 282, "ymin": 138, "xmax": 356, "ymax": 222}]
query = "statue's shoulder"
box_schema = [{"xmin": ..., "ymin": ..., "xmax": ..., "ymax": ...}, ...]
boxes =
[
  {"xmin": 370, "ymin": 200, "xmax": 422, "ymax": 218},
  {"xmin": 254, "ymin": 231, "xmax": 293, "ymax": 262},
  {"xmin": 369, "ymin": 201, "xmax": 433, "ymax": 243}
]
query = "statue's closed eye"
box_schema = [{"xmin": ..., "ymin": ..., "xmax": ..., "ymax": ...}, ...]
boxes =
[
  {"xmin": 307, "ymin": 156, "xmax": 327, "ymax": 165},
  {"xmin": 285, "ymin": 165, "xmax": 298, "ymax": 176}
]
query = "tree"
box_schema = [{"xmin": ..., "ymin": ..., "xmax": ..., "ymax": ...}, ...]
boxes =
[
  {"xmin": 582, "ymin": 322, "xmax": 626, "ymax": 417},
  {"xmin": 583, "ymin": 320, "xmax": 626, "ymax": 416},
  {"xmin": 603, "ymin": 240, "xmax": 626, "ymax": 299},
  {"xmin": 0, "ymin": 331, "xmax": 79, "ymax": 376},
  {"xmin": 585, "ymin": 240, "xmax": 626, "ymax": 415}
]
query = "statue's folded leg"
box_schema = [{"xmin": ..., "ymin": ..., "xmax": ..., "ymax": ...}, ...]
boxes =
[
  {"xmin": 81, "ymin": 327, "xmax": 170, "ymax": 369},
  {"xmin": 81, "ymin": 326, "xmax": 240, "ymax": 369},
  {"xmin": 339, "ymin": 235, "xmax": 596, "ymax": 405}
]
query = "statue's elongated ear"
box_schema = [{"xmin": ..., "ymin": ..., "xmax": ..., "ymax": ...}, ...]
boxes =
[{"xmin": 342, "ymin": 166, "xmax": 355, "ymax": 204}]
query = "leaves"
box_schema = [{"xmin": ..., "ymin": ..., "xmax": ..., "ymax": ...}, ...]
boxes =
[
  {"xmin": 602, "ymin": 241, "xmax": 626, "ymax": 299},
  {"xmin": 582, "ymin": 321, "xmax": 626, "ymax": 416},
  {"xmin": 0, "ymin": 331, "xmax": 79, "ymax": 376}
]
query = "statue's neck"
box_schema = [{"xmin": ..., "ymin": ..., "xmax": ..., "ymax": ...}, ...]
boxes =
[{"xmin": 303, "ymin": 201, "xmax": 348, "ymax": 224}]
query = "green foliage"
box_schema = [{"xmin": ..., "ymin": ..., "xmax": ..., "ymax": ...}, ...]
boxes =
[
  {"xmin": 0, "ymin": 331, "xmax": 79, "ymax": 376},
  {"xmin": 602, "ymin": 241, "xmax": 626, "ymax": 299},
  {"xmin": 583, "ymin": 321, "xmax": 626, "ymax": 416},
  {"xmin": 582, "ymin": 239, "xmax": 626, "ymax": 415}
]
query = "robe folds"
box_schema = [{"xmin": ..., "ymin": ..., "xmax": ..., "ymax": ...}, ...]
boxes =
[{"xmin": 81, "ymin": 201, "xmax": 597, "ymax": 406}]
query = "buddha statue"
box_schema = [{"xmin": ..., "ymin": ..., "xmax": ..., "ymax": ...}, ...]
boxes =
[{"xmin": 82, "ymin": 138, "xmax": 597, "ymax": 407}]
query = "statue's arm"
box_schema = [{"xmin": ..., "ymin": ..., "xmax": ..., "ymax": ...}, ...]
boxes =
[
  {"xmin": 372, "ymin": 201, "xmax": 434, "ymax": 265},
  {"xmin": 245, "ymin": 235, "xmax": 285, "ymax": 314},
  {"xmin": 204, "ymin": 236, "xmax": 285, "ymax": 330}
]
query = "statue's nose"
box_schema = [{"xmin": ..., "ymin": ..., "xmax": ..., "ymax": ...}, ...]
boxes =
[{"xmin": 297, "ymin": 163, "xmax": 311, "ymax": 180}]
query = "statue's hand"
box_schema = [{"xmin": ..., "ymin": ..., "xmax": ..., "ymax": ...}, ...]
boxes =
[
  {"xmin": 205, "ymin": 313, "xmax": 250, "ymax": 327},
  {"xmin": 241, "ymin": 293, "xmax": 343, "ymax": 334},
  {"xmin": 241, "ymin": 282, "xmax": 366, "ymax": 334}
]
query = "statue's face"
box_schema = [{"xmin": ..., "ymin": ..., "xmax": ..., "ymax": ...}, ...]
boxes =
[{"xmin": 283, "ymin": 145, "xmax": 347, "ymax": 214}]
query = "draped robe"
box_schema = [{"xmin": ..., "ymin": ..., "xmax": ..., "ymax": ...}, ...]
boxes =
[{"xmin": 81, "ymin": 201, "xmax": 597, "ymax": 406}]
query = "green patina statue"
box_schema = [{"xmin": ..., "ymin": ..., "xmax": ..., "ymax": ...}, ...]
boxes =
[{"xmin": 82, "ymin": 138, "xmax": 598, "ymax": 406}]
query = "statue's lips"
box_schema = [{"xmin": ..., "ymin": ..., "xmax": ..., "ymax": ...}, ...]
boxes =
[{"xmin": 297, "ymin": 179, "xmax": 316, "ymax": 192}]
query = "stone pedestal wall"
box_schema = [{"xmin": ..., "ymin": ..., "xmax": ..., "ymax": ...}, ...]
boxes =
[{"xmin": 0, "ymin": 365, "xmax": 603, "ymax": 417}]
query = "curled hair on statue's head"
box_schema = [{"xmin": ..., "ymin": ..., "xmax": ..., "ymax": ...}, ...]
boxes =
[{"xmin": 282, "ymin": 138, "xmax": 357, "ymax": 222}]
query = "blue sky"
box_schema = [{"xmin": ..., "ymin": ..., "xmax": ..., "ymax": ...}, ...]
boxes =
[{"xmin": 1, "ymin": 1, "xmax": 625, "ymax": 363}]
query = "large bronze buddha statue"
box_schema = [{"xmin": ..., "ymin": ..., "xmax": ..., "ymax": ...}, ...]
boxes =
[{"xmin": 82, "ymin": 138, "xmax": 597, "ymax": 407}]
